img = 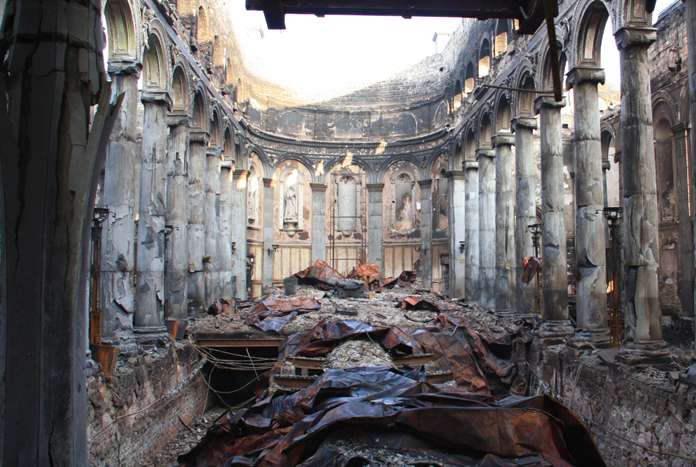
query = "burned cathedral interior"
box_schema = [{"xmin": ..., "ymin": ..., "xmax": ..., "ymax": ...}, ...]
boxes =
[{"xmin": 2, "ymin": 0, "xmax": 696, "ymax": 464}]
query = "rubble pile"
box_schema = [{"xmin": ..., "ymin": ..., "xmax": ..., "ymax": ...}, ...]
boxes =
[{"xmin": 325, "ymin": 338, "xmax": 395, "ymax": 369}]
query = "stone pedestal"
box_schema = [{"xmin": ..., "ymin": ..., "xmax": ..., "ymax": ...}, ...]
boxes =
[
  {"xmin": 263, "ymin": 178, "xmax": 277, "ymax": 288},
  {"xmin": 535, "ymin": 95, "xmax": 573, "ymax": 341},
  {"xmin": 187, "ymin": 131, "xmax": 208, "ymax": 313},
  {"xmin": 477, "ymin": 149, "xmax": 496, "ymax": 307},
  {"xmin": 232, "ymin": 169, "xmax": 249, "ymax": 299},
  {"xmin": 493, "ymin": 131, "xmax": 516, "ymax": 312},
  {"xmin": 671, "ymin": 123, "xmax": 694, "ymax": 318},
  {"xmin": 450, "ymin": 171, "xmax": 466, "ymax": 298},
  {"xmin": 567, "ymin": 66, "xmax": 610, "ymax": 347},
  {"xmin": 615, "ymin": 27, "xmax": 668, "ymax": 361},
  {"xmin": 165, "ymin": 114, "xmax": 189, "ymax": 320},
  {"xmin": 418, "ymin": 179, "xmax": 433, "ymax": 286},
  {"xmin": 134, "ymin": 91, "xmax": 171, "ymax": 329},
  {"xmin": 205, "ymin": 149, "xmax": 222, "ymax": 305},
  {"xmin": 101, "ymin": 60, "xmax": 141, "ymax": 336},
  {"xmin": 366, "ymin": 183, "xmax": 384, "ymax": 272},
  {"xmin": 512, "ymin": 117, "xmax": 539, "ymax": 315},
  {"xmin": 465, "ymin": 162, "xmax": 480, "ymax": 303}
]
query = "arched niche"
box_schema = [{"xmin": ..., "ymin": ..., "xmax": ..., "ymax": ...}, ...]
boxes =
[
  {"xmin": 210, "ymin": 110, "xmax": 221, "ymax": 147},
  {"xmin": 334, "ymin": 117, "xmax": 362, "ymax": 138},
  {"xmin": 541, "ymin": 48, "xmax": 567, "ymax": 93},
  {"xmin": 389, "ymin": 113, "xmax": 416, "ymax": 137},
  {"xmin": 383, "ymin": 161, "xmax": 420, "ymax": 239},
  {"xmin": 600, "ymin": 128, "xmax": 620, "ymax": 207},
  {"xmin": 197, "ymin": 6, "xmax": 210, "ymax": 43},
  {"xmin": 213, "ymin": 36, "xmax": 223, "ymax": 68},
  {"xmin": 654, "ymin": 118, "xmax": 676, "ymax": 224},
  {"xmin": 431, "ymin": 155, "xmax": 449, "ymax": 236},
  {"xmin": 577, "ymin": 1, "xmax": 610, "ymax": 68},
  {"xmin": 247, "ymin": 155, "xmax": 263, "ymax": 230},
  {"xmin": 479, "ymin": 39, "xmax": 491, "ymax": 78},
  {"xmin": 464, "ymin": 62, "xmax": 475, "ymax": 93},
  {"xmin": 225, "ymin": 58, "xmax": 235, "ymax": 86},
  {"xmin": 171, "ymin": 66, "xmax": 188, "ymax": 112},
  {"xmin": 453, "ymin": 81, "xmax": 462, "ymax": 110},
  {"xmin": 278, "ymin": 111, "xmax": 305, "ymax": 135},
  {"xmin": 328, "ymin": 163, "xmax": 366, "ymax": 240},
  {"xmin": 517, "ymin": 74, "xmax": 535, "ymax": 117},
  {"xmin": 144, "ymin": 33, "xmax": 165, "ymax": 89},
  {"xmin": 223, "ymin": 128, "xmax": 233, "ymax": 159},
  {"xmin": 277, "ymin": 162, "xmax": 310, "ymax": 235},
  {"xmin": 479, "ymin": 113, "xmax": 492, "ymax": 147},
  {"xmin": 494, "ymin": 20, "xmax": 509, "ymax": 58},
  {"xmin": 105, "ymin": 0, "xmax": 136, "ymax": 59},
  {"xmin": 191, "ymin": 92, "xmax": 206, "ymax": 130},
  {"xmin": 434, "ymin": 101, "xmax": 447, "ymax": 129},
  {"xmin": 465, "ymin": 128, "xmax": 477, "ymax": 160},
  {"xmin": 496, "ymin": 95, "xmax": 511, "ymax": 132}
]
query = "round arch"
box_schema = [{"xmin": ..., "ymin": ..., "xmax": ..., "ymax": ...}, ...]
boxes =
[
  {"xmin": 574, "ymin": 0, "xmax": 611, "ymax": 69},
  {"xmin": 142, "ymin": 27, "xmax": 168, "ymax": 90},
  {"xmin": 171, "ymin": 64, "xmax": 189, "ymax": 112},
  {"xmin": 104, "ymin": 0, "xmax": 137, "ymax": 59},
  {"xmin": 494, "ymin": 92, "xmax": 512, "ymax": 132}
]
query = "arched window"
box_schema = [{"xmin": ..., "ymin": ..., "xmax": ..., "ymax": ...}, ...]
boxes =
[
  {"xmin": 453, "ymin": 81, "xmax": 462, "ymax": 110},
  {"xmin": 479, "ymin": 40, "xmax": 491, "ymax": 78},
  {"xmin": 197, "ymin": 6, "xmax": 209, "ymax": 43},
  {"xmin": 464, "ymin": 62, "xmax": 475, "ymax": 94},
  {"xmin": 494, "ymin": 20, "xmax": 509, "ymax": 57},
  {"xmin": 213, "ymin": 36, "xmax": 223, "ymax": 67}
]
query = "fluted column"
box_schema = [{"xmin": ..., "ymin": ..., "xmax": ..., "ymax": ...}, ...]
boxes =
[
  {"xmin": 567, "ymin": 66, "xmax": 610, "ymax": 346},
  {"xmin": 134, "ymin": 91, "xmax": 171, "ymax": 329},
  {"xmin": 311, "ymin": 183, "xmax": 328, "ymax": 264},
  {"xmin": 535, "ymin": 95, "xmax": 574, "ymax": 341},
  {"xmin": 418, "ymin": 179, "xmax": 433, "ymax": 286},
  {"xmin": 165, "ymin": 113, "xmax": 189, "ymax": 320},
  {"xmin": 366, "ymin": 183, "xmax": 384, "ymax": 271},
  {"xmin": 477, "ymin": 148, "xmax": 496, "ymax": 307},
  {"xmin": 615, "ymin": 27, "xmax": 669, "ymax": 362},
  {"xmin": 232, "ymin": 169, "xmax": 249, "ymax": 299},
  {"xmin": 205, "ymin": 149, "xmax": 222, "ymax": 305},
  {"xmin": 187, "ymin": 130, "xmax": 208, "ymax": 313},
  {"xmin": 493, "ymin": 131, "xmax": 516, "ymax": 311},
  {"xmin": 671, "ymin": 122, "xmax": 694, "ymax": 318},
  {"xmin": 465, "ymin": 161, "xmax": 480, "ymax": 303},
  {"xmin": 101, "ymin": 59, "xmax": 141, "ymax": 337},
  {"xmin": 218, "ymin": 161, "xmax": 235, "ymax": 298},
  {"xmin": 450, "ymin": 171, "xmax": 466, "ymax": 298},
  {"xmin": 512, "ymin": 117, "xmax": 539, "ymax": 314},
  {"xmin": 263, "ymin": 178, "xmax": 277, "ymax": 288}
]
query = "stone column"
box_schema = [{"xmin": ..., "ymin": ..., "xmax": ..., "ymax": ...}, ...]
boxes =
[
  {"xmin": 493, "ymin": 131, "xmax": 516, "ymax": 311},
  {"xmin": 101, "ymin": 60, "xmax": 141, "ymax": 336},
  {"xmin": 671, "ymin": 123, "xmax": 694, "ymax": 318},
  {"xmin": 465, "ymin": 162, "xmax": 480, "ymax": 303},
  {"xmin": 615, "ymin": 27, "xmax": 669, "ymax": 361},
  {"xmin": 311, "ymin": 183, "xmax": 328, "ymax": 264},
  {"xmin": 218, "ymin": 161, "xmax": 235, "ymax": 298},
  {"xmin": 534, "ymin": 95, "xmax": 574, "ymax": 341},
  {"xmin": 450, "ymin": 171, "xmax": 466, "ymax": 298},
  {"xmin": 205, "ymin": 149, "xmax": 222, "ymax": 305},
  {"xmin": 366, "ymin": 183, "xmax": 384, "ymax": 271},
  {"xmin": 134, "ymin": 91, "xmax": 171, "ymax": 329},
  {"xmin": 477, "ymin": 149, "xmax": 496, "ymax": 308},
  {"xmin": 187, "ymin": 130, "xmax": 208, "ymax": 314},
  {"xmin": 263, "ymin": 178, "xmax": 277, "ymax": 288},
  {"xmin": 567, "ymin": 66, "xmax": 611, "ymax": 346},
  {"xmin": 418, "ymin": 179, "xmax": 433, "ymax": 286},
  {"xmin": 165, "ymin": 113, "xmax": 189, "ymax": 320},
  {"xmin": 512, "ymin": 117, "xmax": 538, "ymax": 314},
  {"xmin": 686, "ymin": 0, "xmax": 696, "ymax": 346},
  {"xmin": 232, "ymin": 169, "xmax": 249, "ymax": 299}
]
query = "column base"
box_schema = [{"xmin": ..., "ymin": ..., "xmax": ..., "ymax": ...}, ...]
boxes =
[
  {"xmin": 536, "ymin": 320, "xmax": 575, "ymax": 347},
  {"xmin": 616, "ymin": 340, "xmax": 671, "ymax": 365},
  {"xmin": 570, "ymin": 328, "xmax": 612, "ymax": 349}
]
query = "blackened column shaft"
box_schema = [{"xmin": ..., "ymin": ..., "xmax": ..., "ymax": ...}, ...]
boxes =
[
  {"xmin": 478, "ymin": 149, "xmax": 496, "ymax": 307},
  {"xmin": 366, "ymin": 183, "xmax": 384, "ymax": 272},
  {"xmin": 493, "ymin": 131, "xmax": 516, "ymax": 311},
  {"xmin": 465, "ymin": 162, "xmax": 480, "ymax": 303},
  {"xmin": 450, "ymin": 171, "xmax": 466, "ymax": 298},
  {"xmin": 187, "ymin": 131, "xmax": 208, "ymax": 313},
  {"xmin": 567, "ymin": 67, "xmax": 610, "ymax": 345},
  {"xmin": 135, "ymin": 91, "xmax": 171, "ymax": 328},
  {"xmin": 263, "ymin": 178, "xmax": 277, "ymax": 288},
  {"xmin": 218, "ymin": 161, "xmax": 235, "ymax": 298},
  {"xmin": 512, "ymin": 117, "xmax": 538, "ymax": 313},
  {"xmin": 418, "ymin": 180, "xmax": 433, "ymax": 286},
  {"xmin": 205, "ymin": 149, "xmax": 222, "ymax": 305},
  {"xmin": 232, "ymin": 169, "xmax": 249, "ymax": 299}
]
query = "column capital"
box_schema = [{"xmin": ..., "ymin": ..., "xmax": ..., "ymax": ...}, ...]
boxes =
[
  {"xmin": 107, "ymin": 58, "xmax": 142, "ymax": 77},
  {"xmin": 464, "ymin": 161, "xmax": 479, "ymax": 171},
  {"xmin": 615, "ymin": 27, "xmax": 657, "ymax": 50},
  {"xmin": 475, "ymin": 148, "xmax": 496, "ymax": 160},
  {"xmin": 670, "ymin": 122, "xmax": 689, "ymax": 138},
  {"xmin": 234, "ymin": 169, "xmax": 250, "ymax": 179},
  {"xmin": 190, "ymin": 130, "xmax": 209, "ymax": 144},
  {"xmin": 141, "ymin": 90, "xmax": 172, "ymax": 109},
  {"xmin": 417, "ymin": 179, "xmax": 433, "ymax": 188},
  {"xmin": 206, "ymin": 147, "xmax": 223, "ymax": 158},
  {"xmin": 534, "ymin": 95, "xmax": 567, "ymax": 115},
  {"xmin": 492, "ymin": 130, "xmax": 515, "ymax": 148},
  {"xmin": 220, "ymin": 161, "xmax": 234, "ymax": 170},
  {"xmin": 366, "ymin": 183, "xmax": 384, "ymax": 191},
  {"xmin": 448, "ymin": 170, "xmax": 466, "ymax": 180},
  {"xmin": 310, "ymin": 182, "xmax": 328, "ymax": 191},
  {"xmin": 263, "ymin": 178, "xmax": 277, "ymax": 188},
  {"xmin": 511, "ymin": 117, "xmax": 538, "ymax": 132},
  {"xmin": 167, "ymin": 112, "xmax": 189, "ymax": 127},
  {"xmin": 566, "ymin": 67, "xmax": 606, "ymax": 89}
]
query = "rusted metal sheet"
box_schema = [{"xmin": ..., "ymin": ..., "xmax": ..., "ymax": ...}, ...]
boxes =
[
  {"xmin": 346, "ymin": 262, "xmax": 380, "ymax": 285},
  {"xmin": 245, "ymin": 298, "xmax": 322, "ymax": 332},
  {"xmin": 179, "ymin": 367, "xmax": 605, "ymax": 467},
  {"xmin": 522, "ymin": 256, "xmax": 541, "ymax": 284},
  {"xmin": 399, "ymin": 296, "xmax": 462, "ymax": 312},
  {"xmin": 207, "ymin": 298, "xmax": 237, "ymax": 317},
  {"xmin": 293, "ymin": 259, "xmax": 345, "ymax": 289}
]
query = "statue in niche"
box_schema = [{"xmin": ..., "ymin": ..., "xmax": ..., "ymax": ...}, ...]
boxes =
[
  {"xmin": 396, "ymin": 193, "xmax": 413, "ymax": 230},
  {"xmin": 284, "ymin": 184, "xmax": 298, "ymax": 222},
  {"xmin": 436, "ymin": 173, "xmax": 449, "ymax": 232},
  {"xmin": 337, "ymin": 175, "xmax": 358, "ymax": 236},
  {"xmin": 392, "ymin": 173, "xmax": 416, "ymax": 236},
  {"xmin": 247, "ymin": 175, "xmax": 259, "ymax": 225}
]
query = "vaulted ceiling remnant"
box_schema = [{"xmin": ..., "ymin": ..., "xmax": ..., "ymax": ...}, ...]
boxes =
[{"xmin": 247, "ymin": 0, "xmax": 555, "ymax": 34}]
